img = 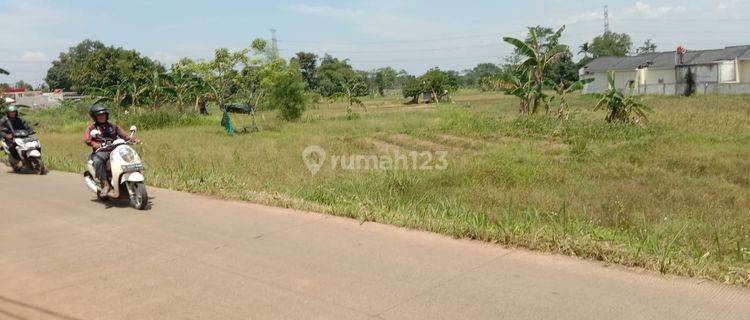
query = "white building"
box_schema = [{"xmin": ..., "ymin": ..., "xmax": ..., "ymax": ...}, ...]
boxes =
[{"xmin": 581, "ymin": 45, "xmax": 750, "ymax": 95}]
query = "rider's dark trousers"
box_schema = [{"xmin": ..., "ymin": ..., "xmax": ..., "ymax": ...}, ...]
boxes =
[{"xmin": 90, "ymin": 151, "xmax": 111, "ymax": 182}]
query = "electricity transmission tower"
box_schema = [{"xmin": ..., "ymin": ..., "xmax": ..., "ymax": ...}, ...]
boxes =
[
  {"xmin": 270, "ymin": 29, "xmax": 279, "ymax": 57},
  {"xmin": 604, "ymin": 5, "xmax": 610, "ymax": 34}
]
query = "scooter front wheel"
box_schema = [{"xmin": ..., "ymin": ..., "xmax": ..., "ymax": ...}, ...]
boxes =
[
  {"xmin": 31, "ymin": 158, "xmax": 47, "ymax": 175},
  {"xmin": 126, "ymin": 181, "xmax": 148, "ymax": 210}
]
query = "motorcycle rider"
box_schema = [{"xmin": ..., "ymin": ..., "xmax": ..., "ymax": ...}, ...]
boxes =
[
  {"xmin": 1, "ymin": 105, "xmax": 33, "ymax": 170},
  {"xmin": 83, "ymin": 104, "xmax": 139, "ymax": 196}
]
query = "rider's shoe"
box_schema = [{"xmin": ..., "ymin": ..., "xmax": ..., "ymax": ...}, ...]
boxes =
[{"xmin": 100, "ymin": 185, "xmax": 112, "ymax": 197}]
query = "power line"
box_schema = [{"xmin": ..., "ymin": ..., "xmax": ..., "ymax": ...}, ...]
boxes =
[
  {"xmin": 277, "ymin": 32, "xmax": 521, "ymax": 46},
  {"xmin": 283, "ymin": 43, "xmax": 503, "ymax": 54},
  {"xmin": 345, "ymin": 54, "xmax": 510, "ymax": 64}
]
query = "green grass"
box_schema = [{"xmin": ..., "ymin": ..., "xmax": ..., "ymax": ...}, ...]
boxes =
[{"xmin": 20, "ymin": 91, "xmax": 750, "ymax": 286}]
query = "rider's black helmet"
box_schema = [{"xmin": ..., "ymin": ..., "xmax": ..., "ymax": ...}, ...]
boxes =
[
  {"xmin": 89, "ymin": 103, "xmax": 109, "ymax": 122},
  {"xmin": 5, "ymin": 104, "xmax": 19, "ymax": 117}
]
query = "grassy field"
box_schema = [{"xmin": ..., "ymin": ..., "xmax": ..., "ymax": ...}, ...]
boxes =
[{"xmin": 17, "ymin": 91, "xmax": 750, "ymax": 286}]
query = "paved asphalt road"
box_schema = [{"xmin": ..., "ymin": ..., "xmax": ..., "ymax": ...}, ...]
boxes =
[{"xmin": 0, "ymin": 170, "xmax": 749, "ymax": 319}]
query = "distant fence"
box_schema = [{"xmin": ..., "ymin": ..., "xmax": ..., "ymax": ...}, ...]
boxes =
[{"xmin": 634, "ymin": 83, "xmax": 750, "ymax": 95}]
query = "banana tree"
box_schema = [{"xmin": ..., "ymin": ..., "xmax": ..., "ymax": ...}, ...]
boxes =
[
  {"xmin": 330, "ymin": 78, "xmax": 367, "ymax": 118},
  {"xmin": 147, "ymin": 70, "xmax": 176, "ymax": 109},
  {"xmin": 594, "ymin": 72, "xmax": 651, "ymax": 123},
  {"xmin": 554, "ymin": 78, "xmax": 594, "ymax": 119},
  {"xmin": 128, "ymin": 82, "xmax": 149, "ymax": 107},
  {"xmin": 170, "ymin": 59, "xmax": 197, "ymax": 112},
  {"xmin": 503, "ymin": 71, "xmax": 534, "ymax": 114},
  {"xmin": 188, "ymin": 76, "xmax": 210, "ymax": 114},
  {"xmin": 89, "ymin": 83, "xmax": 129, "ymax": 108},
  {"xmin": 503, "ymin": 25, "xmax": 568, "ymax": 114}
]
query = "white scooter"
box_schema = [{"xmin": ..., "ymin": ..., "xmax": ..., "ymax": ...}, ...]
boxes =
[
  {"xmin": 1, "ymin": 129, "xmax": 46, "ymax": 174},
  {"xmin": 83, "ymin": 126, "xmax": 148, "ymax": 210}
]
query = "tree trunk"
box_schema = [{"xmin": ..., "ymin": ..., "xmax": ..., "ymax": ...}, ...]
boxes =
[{"xmin": 177, "ymin": 92, "xmax": 184, "ymax": 113}]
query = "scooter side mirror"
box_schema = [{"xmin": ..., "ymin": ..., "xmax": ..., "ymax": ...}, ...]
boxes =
[
  {"xmin": 90, "ymin": 129, "xmax": 101, "ymax": 139},
  {"xmin": 129, "ymin": 125, "xmax": 137, "ymax": 133}
]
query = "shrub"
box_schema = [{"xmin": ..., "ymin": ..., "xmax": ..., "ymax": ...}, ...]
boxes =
[
  {"xmin": 116, "ymin": 108, "xmax": 211, "ymax": 130},
  {"xmin": 268, "ymin": 69, "xmax": 307, "ymax": 121}
]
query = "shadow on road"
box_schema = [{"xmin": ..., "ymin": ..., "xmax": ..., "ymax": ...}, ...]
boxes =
[
  {"xmin": 0, "ymin": 295, "xmax": 84, "ymax": 320},
  {"xmin": 90, "ymin": 197, "xmax": 155, "ymax": 211}
]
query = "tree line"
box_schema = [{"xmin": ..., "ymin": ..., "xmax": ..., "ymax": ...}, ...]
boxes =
[{"xmin": 1, "ymin": 26, "xmax": 656, "ymax": 123}]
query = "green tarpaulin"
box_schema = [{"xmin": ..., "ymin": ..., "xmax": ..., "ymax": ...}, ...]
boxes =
[{"xmin": 221, "ymin": 109, "xmax": 234, "ymax": 136}]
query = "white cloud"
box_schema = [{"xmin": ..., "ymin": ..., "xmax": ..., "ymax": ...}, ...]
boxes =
[
  {"xmin": 286, "ymin": 3, "xmax": 438, "ymax": 39},
  {"xmin": 18, "ymin": 51, "xmax": 49, "ymax": 62},
  {"xmin": 152, "ymin": 51, "xmax": 180, "ymax": 65},
  {"xmin": 565, "ymin": 11, "xmax": 602, "ymax": 24},
  {"xmin": 627, "ymin": 1, "xmax": 686, "ymax": 18}
]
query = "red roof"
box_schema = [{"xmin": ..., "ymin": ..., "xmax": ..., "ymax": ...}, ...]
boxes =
[{"xmin": 4, "ymin": 88, "xmax": 27, "ymax": 93}]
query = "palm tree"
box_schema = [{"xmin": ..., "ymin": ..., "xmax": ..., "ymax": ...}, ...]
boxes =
[
  {"xmin": 578, "ymin": 42, "xmax": 591, "ymax": 58},
  {"xmin": 503, "ymin": 25, "xmax": 568, "ymax": 114}
]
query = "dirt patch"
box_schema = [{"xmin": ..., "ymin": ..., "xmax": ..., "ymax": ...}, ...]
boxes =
[
  {"xmin": 387, "ymin": 134, "xmax": 470, "ymax": 153},
  {"xmin": 358, "ymin": 138, "xmax": 409, "ymax": 153},
  {"xmin": 436, "ymin": 134, "xmax": 503, "ymax": 150}
]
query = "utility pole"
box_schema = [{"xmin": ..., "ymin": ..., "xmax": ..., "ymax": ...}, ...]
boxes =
[
  {"xmin": 270, "ymin": 29, "xmax": 279, "ymax": 57},
  {"xmin": 603, "ymin": 5, "xmax": 610, "ymax": 34}
]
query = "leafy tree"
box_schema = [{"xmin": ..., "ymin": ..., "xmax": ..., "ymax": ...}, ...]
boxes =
[
  {"xmin": 72, "ymin": 46, "xmax": 162, "ymax": 95},
  {"xmin": 14, "ymin": 80, "xmax": 33, "ymax": 91},
  {"xmin": 636, "ymin": 39, "xmax": 658, "ymax": 54},
  {"xmin": 594, "ymin": 72, "xmax": 651, "ymax": 123},
  {"xmin": 374, "ymin": 67, "xmax": 397, "ymax": 96},
  {"xmin": 395, "ymin": 69, "xmax": 414, "ymax": 88},
  {"xmin": 189, "ymin": 47, "xmax": 248, "ymax": 109},
  {"xmin": 548, "ymin": 52, "xmax": 579, "ymax": 85},
  {"xmin": 293, "ymin": 51, "xmax": 318, "ymax": 89},
  {"xmin": 316, "ymin": 55, "xmax": 367, "ymax": 97},
  {"xmin": 591, "ymin": 32, "xmax": 632, "ymax": 58},
  {"xmin": 463, "ymin": 63, "xmax": 502, "ymax": 87},
  {"xmin": 422, "ymin": 68, "xmax": 457, "ymax": 104},
  {"xmin": 46, "ymin": 40, "xmax": 106, "ymax": 91},
  {"xmin": 402, "ymin": 78, "xmax": 423, "ymax": 104},
  {"xmin": 503, "ymin": 25, "xmax": 568, "ymax": 114}
]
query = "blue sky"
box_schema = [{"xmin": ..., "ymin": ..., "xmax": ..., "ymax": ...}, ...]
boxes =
[{"xmin": 2, "ymin": 0, "xmax": 749, "ymax": 85}]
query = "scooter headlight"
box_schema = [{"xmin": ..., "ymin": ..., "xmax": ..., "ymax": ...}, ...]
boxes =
[
  {"xmin": 119, "ymin": 147, "xmax": 136, "ymax": 163},
  {"xmin": 25, "ymin": 141, "xmax": 39, "ymax": 149}
]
